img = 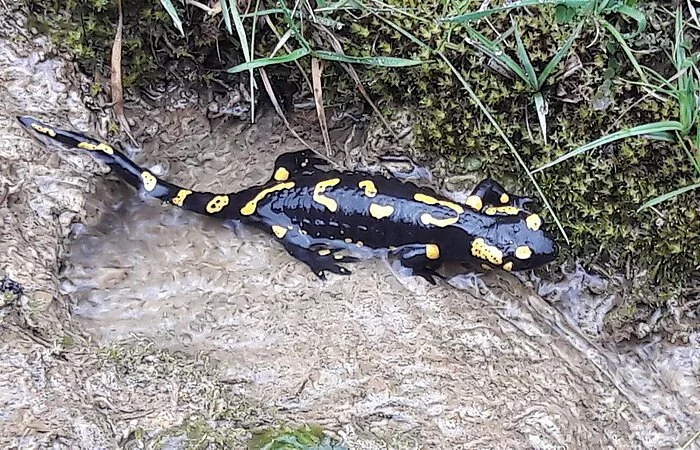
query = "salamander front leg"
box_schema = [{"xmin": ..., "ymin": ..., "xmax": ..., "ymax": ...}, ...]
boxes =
[
  {"xmin": 269, "ymin": 224, "xmax": 358, "ymax": 279},
  {"xmin": 393, "ymin": 244, "xmax": 445, "ymax": 285},
  {"xmin": 271, "ymin": 150, "xmax": 329, "ymax": 181},
  {"xmin": 466, "ymin": 179, "xmax": 536, "ymax": 212}
]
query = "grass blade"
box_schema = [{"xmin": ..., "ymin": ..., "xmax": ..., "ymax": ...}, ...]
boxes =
[
  {"xmin": 270, "ymin": 28, "xmax": 294, "ymax": 57},
  {"xmin": 646, "ymin": 131, "xmax": 678, "ymax": 142},
  {"xmin": 228, "ymin": 0, "xmax": 252, "ymax": 64},
  {"xmin": 637, "ymin": 182, "xmax": 700, "ymax": 211},
  {"xmin": 240, "ymin": 8, "xmax": 286, "ymax": 18},
  {"xmin": 262, "ymin": 15, "xmax": 313, "ymax": 96},
  {"xmin": 159, "ymin": 0, "xmax": 185, "ymax": 36},
  {"xmin": 219, "ymin": 0, "xmax": 233, "ymax": 34},
  {"xmin": 464, "ymin": 25, "xmax": 530, "ymax": 84},
  {"xmin": 534, "ymin": 92, "xmax": 548, "ymax": 144},
  {"xmin": 614, "ymin": 4, "xmax": 647, "ymax": 38},
  {"xmin": 249, "ymin": 0, "xmax": 262, "ymax": 122},
  {"xmin": 315, "ymin": 22, "xmax": 400, "ymax": 140},
  {"xmin": 600, "ymin": 19, "xmax": 648, "ymax": 84},
  {"xmin": 537, "ymin": 19, "xmax": 584, "ymax": 88},
  {"xmin": 227, "ymin": 48, "xmax": 310, "ymax": 73},
  {"xmin": 513, "ymin": 21, "xmax": 537, "ymax": 88},
  {"xmin": 312, "ymin": 50, "xmax": 425, "ymax": 67},
  {"xmin": 443, "ymin": 0, "xmax": 590, "ymax": 23},
  {"xmin": 533, "ymin": 121, "xmax": 684, "ymax": 173}
]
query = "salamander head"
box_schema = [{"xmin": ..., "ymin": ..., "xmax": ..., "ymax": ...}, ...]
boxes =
[{"xmin": 469, "ymin": 215, "xmax": 558, "ymax": 271}]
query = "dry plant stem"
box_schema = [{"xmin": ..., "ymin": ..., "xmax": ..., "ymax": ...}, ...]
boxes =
[
  {"xmin": 311, "ymin": 57, "xmax": 332, "ymax": 156},
  {"xmin": 258, "ymin": 68, "xmax": 312, "ymax": 149},
  {"xmin": 110, "ymin": 0, "xmax": 136, "ymax": 145}
]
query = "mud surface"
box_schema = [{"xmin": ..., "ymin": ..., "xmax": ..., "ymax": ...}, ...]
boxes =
[{"xmin": 1, "ymin": 4, "xmax": 699, "ymax": 450}]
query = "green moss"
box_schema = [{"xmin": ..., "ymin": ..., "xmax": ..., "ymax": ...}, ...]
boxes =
[
  {"xmin": 27, "ymin": 0, "xmax": 241, "ymax": 88},
  {"xmin": 249, "ymin": 424, "xmax": 347, "ymax": 450},
  {"xmin": 324, "ymin": 1, "xmax": 699, "ymax": 285}
]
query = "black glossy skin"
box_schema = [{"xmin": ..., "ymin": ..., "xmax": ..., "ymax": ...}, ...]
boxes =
[{"xmin": 18, "ymin": 116, "xmax": 558, "ymax": 283}]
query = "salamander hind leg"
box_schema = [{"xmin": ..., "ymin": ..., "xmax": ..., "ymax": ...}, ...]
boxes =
[
  {"xmin": 269, "ymin": 224, "xmax": 358, "ymax": 280},
  {"xmin": 393, "ymin": 244, "xmax": 445, "ymax": 285}
]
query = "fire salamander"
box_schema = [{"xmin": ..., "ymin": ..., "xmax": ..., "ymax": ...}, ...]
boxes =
[{"xmin": 18, "ymin": 116, "xmax": 558, "ymax": 284}]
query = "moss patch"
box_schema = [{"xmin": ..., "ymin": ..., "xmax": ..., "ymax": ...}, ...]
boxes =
[
  {"xmin": 332, "ymin": 2, "xmax": 699, "ymax": 286},
  {"xmin": 249, "ymin": 424, "xmax": 347, "ymax": 450},
  {"xmin": 27, "ymin": 0, "xmax": 241, "ymax": 87}
]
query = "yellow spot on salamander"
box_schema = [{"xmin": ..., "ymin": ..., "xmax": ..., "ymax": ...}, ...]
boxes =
[
  {"xmin": 240, "ymin": 182, "xmax": 295, "ymax": 216},
  {"xmin": 344, "ymin": 238, "xmax": 352, "ymax": 243},
  {"xmin": 358, "ymin": 180, "xmax": 377, "ymax": 198},
  {"xmin": 500, "ymin": 193, "xmax": 510, "ymax": 204},
  {"xmin": 30, "ymin": 123, "xmax": 56, "ymax": 137},
  {"xmin": 141, "ymin": 171, "xmax": 157, "ymax": 192},
  {"xmin": 503, "ymin": 262, "xmax": 514, "ymax": 271},
  {"xmin": 369, "ymin": 203, "xmax": 394, "ymax": 220},
  {"xmin": 318, "ymin": 249, "xmax": 332, "ymax": 256},
  {"xmin": 470, "ymin": 238, "xmax": 503, "ymax": 265},
  {"xmin": 334, "ymin": 254, "xmax": 344, "ymax": 260},
  {"xmin": 420, "ymin": 213, "xmax": 459, "ymax": 227},
  {"xmin": 414, "ymin": 193, "xmax": 465, "ymax": 214},
  {"xmin": 77, "ymin": 141, "xmax": 114, "ymax": 155},
  {"xmin": 206, "ymin": 195, "xmax": 229, "ymax": 214},
  {"xmin": 356, "ymin": 241, "xmax": 364, "ymax": 248},
  {"xmin": 515, "ymin": 246, "xmax": 532, "ymax": 260},
  {"xmin": 313, "ymin": 178, "xmax": 341, "ymax": 212},
  {"xmin": 274, "ymin": 167, "xmax": 290, "ymax": 181},
  {"xmin": 171, "ymin": 189, "xmax": 192, "ymax": 207},
  {"xmin": 484, "ymin": 206, "xmax": 521, "ymax": 216},
  {"xmin": 465, "ymin": 195, "xmax": 483, "ymax": 211},
  {"xmin": 426, "ymin": 244, "xmax": 440, "ymax": 260},
  {"xmin": 526, "ymin": 214, "xmax": 542, "ymax": 231},
  {"xmin": 416, "ymin": 193, "xmax": 464, "ymax": 227},
  {"xmin": 272, "ymin": 225, "xmax": 287, "ymax": 239},
  {"xmin": 481, "ymin": 264, "xmax": 492, "ymax": 271}
]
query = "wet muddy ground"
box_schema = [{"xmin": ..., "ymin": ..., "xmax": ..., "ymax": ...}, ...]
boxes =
[{"xmin": 1, "ymin": 4, "xmax": 699, "ymax": 449}]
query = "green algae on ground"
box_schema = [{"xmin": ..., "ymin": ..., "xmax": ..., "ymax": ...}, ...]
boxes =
[{"xmin": 249, "ymin": 424, "xmax": 347, "ymax": 450}]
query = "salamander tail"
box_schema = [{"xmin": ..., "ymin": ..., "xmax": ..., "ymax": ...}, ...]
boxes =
[{"xmin": 17, "ymin": 116, "xmax": 242, "ymax": 220}]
